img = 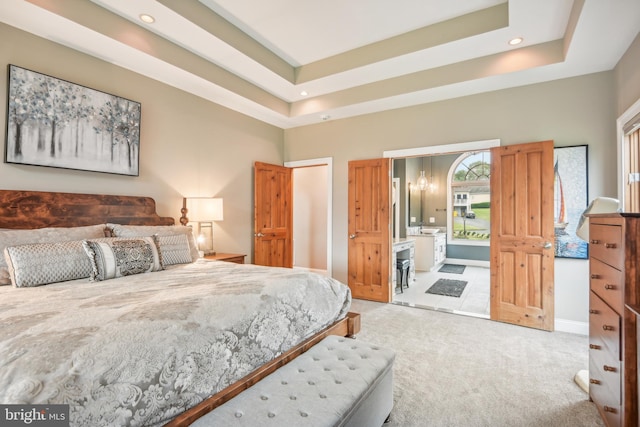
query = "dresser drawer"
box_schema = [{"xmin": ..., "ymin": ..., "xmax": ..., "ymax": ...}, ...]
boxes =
[
  {"xmin": 590, "ymin": 258, "xmax": 624, "ymax": 315},
  {"xmin": 589, "ymin": 291, "xmax": 621, "ymax": 359},
  {"xmin": 589, "ymin": 356, "xmax": 621, "ymax": 427},
  {"xmin": 589, "ymin": 224, "xmax": 623, "ymax": 270}
]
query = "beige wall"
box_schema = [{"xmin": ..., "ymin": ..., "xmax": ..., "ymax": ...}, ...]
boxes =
[
  {"xmin": 615, "ymin": 32, "xmax": 640, "ymax": 116},
  {"xmin": 0, "ymin": 23, "xmax": 284, "ymax": 258},
  {"xmin": 285, "ymin": 72, "xmax": 617, "ymax": 324},
  {"xmin": 285, "ymin": 72, "xmax": 616, "ymax": 276}
]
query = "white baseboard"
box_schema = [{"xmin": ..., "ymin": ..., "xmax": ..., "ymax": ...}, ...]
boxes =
[
  {"xmin": 554, "ymin": 318, "xmax": 588, "ymax": 335},
  {"xmin": 444, "ymin": 258, "xmax": 490, "ymax": 268}
]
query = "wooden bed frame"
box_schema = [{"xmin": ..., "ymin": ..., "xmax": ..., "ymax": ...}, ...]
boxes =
[{"xmin": 0, "ymin": 189, "xmax": 361, "ymax": 426}]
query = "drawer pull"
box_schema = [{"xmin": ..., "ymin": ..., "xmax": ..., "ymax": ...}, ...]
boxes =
[
  {"xmin": 603, "ymin": 406, "xmax": 618, "ymax": 414},
  {"xmin": 602, "ymin": 325, "xmax": 615, "ymax": 331},
  {"xmin": 590, "ymin": 274, "xmax": 600, "ymax": 280},
  {"xmin": 604, "ymin": 243, "xmax": 617, "ymax": 249},
  {"xmin": 603, "ymin": 365, "xmax": 617, "ymax": 372},
  {"xmin": 604, "ymin": 284, "xmax": 617, "ymax": 290},
  {"xmin": 589, "ymin": 379, "xmax": 601, "ymax": 385},
  {"xmin": 589, "ymin": 344, "xmax": 601, "ymax": 350},
  {"xmin": 589, "ymin": 309, "xmax": 599, "ymax": 314},
  {"xmin": 590, "ymin": 239, "xmax": 600, "ymax": 244}
]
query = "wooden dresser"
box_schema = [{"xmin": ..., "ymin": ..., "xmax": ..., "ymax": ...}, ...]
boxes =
[{"xmin": 588, "ymin": 213, "xmax": 640, "ymax": 426}]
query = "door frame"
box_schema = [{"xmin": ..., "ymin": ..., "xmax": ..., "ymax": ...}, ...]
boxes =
[
  {"xmin": 617, "ymin": 96, "xmax": 640, "ymax": 206},
  {"xmin": 284, "ymin": 157, "xmax": 333, "ymax": 277},
  {"xmin": 383, "ymin": 139, "xmax": 501, "ymax": 159}
]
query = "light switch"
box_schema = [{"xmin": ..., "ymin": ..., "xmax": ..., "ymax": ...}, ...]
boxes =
[
  {"xmin": 411, "ymin": 216, "xmax": 416, "ymax": 222},
  {"xmin": 429, "ymin": 217, "xmax": 436, "ymax": 223}
]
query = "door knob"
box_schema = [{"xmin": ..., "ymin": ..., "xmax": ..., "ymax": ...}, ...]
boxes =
[
  {"xmin": 349, "ymin": 234, "xmax": 357, "ymax": 239},
  {"xmin": 543, "ymin": 242, "xmax": 552, "ymax": 249},
  {"xmin": 254, "ymin": 232, "xmax": 264, "ymax": 237}
]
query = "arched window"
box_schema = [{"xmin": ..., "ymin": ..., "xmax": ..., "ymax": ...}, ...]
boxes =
[{"xmin": 449, "ymin": 151, "xmax": 491, "ymax": 242}]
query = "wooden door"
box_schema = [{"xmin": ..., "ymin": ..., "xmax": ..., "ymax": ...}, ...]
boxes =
[
  {"xmin": 254, "ymin": 162, "xmax": 292, "ymax": 267},
  {"xmin": 490, "ymin": 140, "xmax": 555, "ymax": 331},
  {"xmin": 348, "ymin": 158, "xmax": 391, "ymax": 302}
]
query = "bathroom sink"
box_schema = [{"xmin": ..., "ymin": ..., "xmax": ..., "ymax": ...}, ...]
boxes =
[{"xmin": 420, "ymin": 228, "xmax": 439, "ymax": 234}]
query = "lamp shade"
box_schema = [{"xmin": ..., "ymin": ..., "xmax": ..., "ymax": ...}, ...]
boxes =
[
  {"xmin": 186, "ymin": 197, "xmax": 223, "ymax": 222},
  {"xmin": 575, "ymin": 197, "xmax": 619, "ymax": 241}
]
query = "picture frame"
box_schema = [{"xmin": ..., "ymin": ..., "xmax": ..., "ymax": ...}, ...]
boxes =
[
  {"xmin": 553, "ymin": 145, "xmax": 588, "ymax": 259},
  {"xmin": 5, "ymin": 64, "xmax": 141, "ymax": 176}
]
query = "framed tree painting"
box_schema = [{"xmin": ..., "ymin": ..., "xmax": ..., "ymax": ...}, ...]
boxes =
[
  {"xmin": 5, "ymin": 64, "xmax": 141, "ymax": 176},
  {"xmin": 554, "ymin": 145, "xmax": 588, "ymax": 259}
]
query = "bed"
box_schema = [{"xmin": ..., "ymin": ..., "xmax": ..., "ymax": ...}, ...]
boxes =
[{"xmin": 0, "ymin": 190, "xmax": 359, "ymax": 427}]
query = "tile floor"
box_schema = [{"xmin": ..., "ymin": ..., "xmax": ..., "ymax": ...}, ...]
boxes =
[{"xmin": 392, "ymin": 264, "xmax": 490, "ymax": 319}]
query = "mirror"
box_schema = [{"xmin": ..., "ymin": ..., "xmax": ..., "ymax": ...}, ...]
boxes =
[
  {"xmin": 392, "ymin": 178, "xmax": 400, "ymax": 239},
  {"xmin": 401, "ymin": 154, "xmax": 462, "ymax": 229},
  {"xmin": 408, "ymin": 182, "xmax": 423, "ymax": 225},
  {"xmin": 406, "ymin": 157, "xmax": 425, "ymax": 226}
]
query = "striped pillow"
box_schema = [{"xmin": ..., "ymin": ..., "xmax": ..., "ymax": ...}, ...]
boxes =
[{"xmin": 83, "ymin": 236, "xmax": 163, "ymax": 281}]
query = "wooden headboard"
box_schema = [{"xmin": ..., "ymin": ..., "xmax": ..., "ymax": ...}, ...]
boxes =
[{"xmin": 0, "ymin": 190, "xmax": 175, "ymax": 229}]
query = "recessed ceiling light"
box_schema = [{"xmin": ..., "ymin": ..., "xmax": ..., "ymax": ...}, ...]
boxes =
[
  {"xmin": 139, "ymin": 14, "xmax": 155, "ymax": 24},
  {"xmin": 508, "ymin": 37, "xmax": 523, "ymax": 46},
  {"xmin": 300, "ymin": 90, "xmax": 308, "ymax": 96}
]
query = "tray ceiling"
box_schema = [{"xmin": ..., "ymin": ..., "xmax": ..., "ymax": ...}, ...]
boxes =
[{"xmin": 1, "ymin": 0, "xmax": 639, "ymax": 128}]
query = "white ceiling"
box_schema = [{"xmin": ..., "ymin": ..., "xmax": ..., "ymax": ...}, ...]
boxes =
[{"xmin": 1, "ymin": 0, "xmax": 639, "ymax": 128}]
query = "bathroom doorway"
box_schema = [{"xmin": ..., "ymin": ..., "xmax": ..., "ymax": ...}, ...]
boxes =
[{"xmin": 385, "ymin": 140, "xmax": 496, "ymax": 319}]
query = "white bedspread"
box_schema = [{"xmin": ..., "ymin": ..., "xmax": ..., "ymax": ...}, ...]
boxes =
[{"xmin": 0, "ymin": 260, "xmax": 351, "ymax": 426}]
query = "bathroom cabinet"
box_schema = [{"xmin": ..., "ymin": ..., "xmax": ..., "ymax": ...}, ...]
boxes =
[{"xmin": 414, "ymin": 233, "xmax": 446, "ymax": 271}]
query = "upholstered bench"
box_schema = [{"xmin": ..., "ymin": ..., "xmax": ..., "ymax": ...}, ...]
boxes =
[{"xmin": 191, "ymin": 335, "xmax": 395, "ymax": 427}]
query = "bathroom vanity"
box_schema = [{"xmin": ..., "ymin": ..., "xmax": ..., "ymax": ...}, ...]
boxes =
[{"xmin": 413, "ymin": 233, "xmax": 446, "ymax": 271}]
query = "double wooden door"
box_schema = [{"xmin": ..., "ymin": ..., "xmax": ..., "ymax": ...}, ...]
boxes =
[{"xmin": 346, "ymin": 140, "xmax": 555, "ymax": 331}]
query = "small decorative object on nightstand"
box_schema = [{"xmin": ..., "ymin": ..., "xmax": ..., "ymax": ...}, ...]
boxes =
[{"xmin": 204, "ymin": 253, "xmax": 246, "ymax": 264}]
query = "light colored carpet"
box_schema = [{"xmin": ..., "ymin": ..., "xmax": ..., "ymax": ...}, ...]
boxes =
[{"xmin": 350, "ymin": 299, "xmax": 604, "ymax": 427}]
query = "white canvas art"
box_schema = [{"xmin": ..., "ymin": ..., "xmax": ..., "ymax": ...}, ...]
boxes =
[
  {"xmin": 553, "ymin": 145, "xmax": 588, "ymax": 259},
  {"xmin": 5, "ymin": 65, "xmax": 140, "ymax": 176}
]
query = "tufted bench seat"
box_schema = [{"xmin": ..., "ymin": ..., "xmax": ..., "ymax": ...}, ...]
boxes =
[{"xmin": 191, "ymin": 335, "xmax": 395, "ymax": 427}]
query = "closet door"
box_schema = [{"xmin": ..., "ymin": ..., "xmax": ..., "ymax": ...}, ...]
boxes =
[{"xmin": 254, "ymin": 162, "xmax": 293, "ymax": 268}]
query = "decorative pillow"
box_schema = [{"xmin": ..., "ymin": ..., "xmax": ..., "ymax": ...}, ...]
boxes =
[
  {"xmin": 157, "ymin": 234, "xmax": 194, "ymax": 265},
  {"xmin": 108, "ymin": 224, "xmax": 199, "ymax": 262},
  {"xmin": 4, "ymin": 241, "xmax": 93, "ymax": 288},
  {"xmin": 83, "ymin": 236, "xmax": 163, "ymax": 281},
  {"xmin": 0, "ymin": 224, "xmax": 107, "ymax": 286}
]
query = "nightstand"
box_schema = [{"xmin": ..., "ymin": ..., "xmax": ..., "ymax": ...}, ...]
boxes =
[{"xmin": 203, "ymin": 253, "xmax": 246, "ymax": 264}]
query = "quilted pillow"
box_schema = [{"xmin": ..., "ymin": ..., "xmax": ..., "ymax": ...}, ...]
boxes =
[
  {"xmin": 4, "ymin": 241, "xmax": 93, "ymax": 288},
  {"xmin": 157, "ymin": 233, "xmax": 194, "ymax": 265},
  {"xmin": 0, "ymin": 224, "xmax": 107, "ymax": 286},
  {"xmin": 108, "ymin": 224, "xmax": 199, "ymax": 262},
  {"xmin": 83, "ymin": 236, "xmax": 163, "ymax": 281}
]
